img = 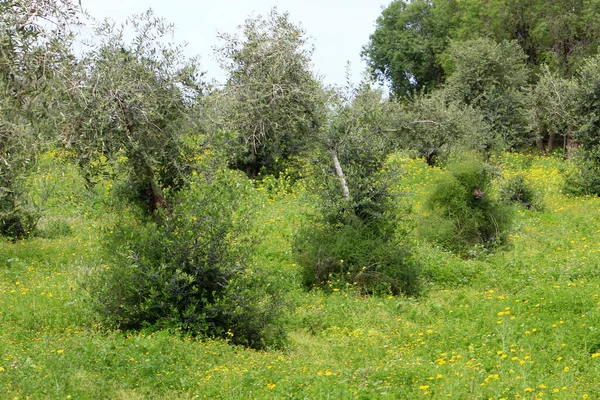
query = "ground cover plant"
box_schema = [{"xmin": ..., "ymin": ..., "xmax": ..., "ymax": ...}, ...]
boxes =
[{"xmin": 2, "ymin": 151, "xmax": 600, "ymax": 399}]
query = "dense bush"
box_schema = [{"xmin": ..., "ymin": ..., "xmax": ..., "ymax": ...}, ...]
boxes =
[
  {"xmin": 567, "ymin": 55, "xmax": 600, "ymax": 196},
  {"xmin": 294, "ymin": 217, "xmax": 421, "ymax": 296},
  {"xmin": 86, "ymin": 170, "xmax": 286, "ymax": 349},
  {"xmin": 418, "ymin": 159, "xmax": 513, "ymax": 255},
  {"xmin": 499, "ymin": 173, "xmax": 542, "ymax": 210},
  {"xmin": 0, "ymin": 191, "xmax": 39, "ymax": 239}
]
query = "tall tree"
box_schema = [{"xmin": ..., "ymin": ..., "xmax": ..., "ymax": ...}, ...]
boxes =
[
  {"xmin": 64, "ymin": 11, "xmax": 203, "ymax": 216},
  {"xmin": 362, "ymin": 0, "xmax": 454, "ymax": 98},
  {"xmin": 444, "ymin": 38, "xmax": 531, "ymax": 151},
  {"xmin": 0, "ymin": 0, "xmax": 79, "ymax": 238},
  {"xmin": 213, "ymin": 8, "xmax": 326, "ymax": 178},
  {"xmin": 364, "ymin": 0, "xmax": 600, "ymax": 98}
]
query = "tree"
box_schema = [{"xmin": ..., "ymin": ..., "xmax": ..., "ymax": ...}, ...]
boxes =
[
  {"xmin": 317, "ymin": 81, "xmax": 393, "ymax": 222},
  {"xmin": 362, "ymin": 0, "xmax": 454, "ymax": 98},
  {"xmin": 392, "ymin": 89, "xmax": 489, "ymax": 165},
  {"xmin": 527, "ymin": 65, "xmax": 577, "ymax": 155},
  {"xmin": 444, "ymin": 38, "xmax": 531, "ymax": 152},
  {"xmin": 213, "ymin": 8, "xmax": 326, "ymax": 178},
  {"xmin": 567, "ymin": 54, "xmax": 600, "ymax": 194},
  {"xmin": 0, "ymin": 0, "xmax": 79, "ymax": 238},
  {"xmin": 64, "ymin": 11, "xmax": 203, "ymax": 215},
  {"xmin": 364, "ymin": 0, "xmax": 600, "ymax": 99},
  {"xmin": 294, "ymin": 81, "xmax": 422, "ymax": 296},
  {"xmin": 454, "ymin": 0, "xmax": 600, "ymax": 76}
]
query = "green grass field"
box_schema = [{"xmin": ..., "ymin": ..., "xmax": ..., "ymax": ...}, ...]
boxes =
[{"xmin": 2, "ymin": 152, "xmax": 600, "ymax": 399}]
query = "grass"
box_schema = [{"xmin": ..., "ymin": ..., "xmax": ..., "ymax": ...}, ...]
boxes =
[{"xmin": 2, "ymin": 151, "xmax": 600, "ymax": 399}]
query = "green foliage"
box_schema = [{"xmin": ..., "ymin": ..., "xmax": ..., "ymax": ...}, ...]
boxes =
[
  {"xmin": 7, "ymin": 150, "xmax": 600, "ymax": 398},
  {"xmin": 212, "ymin": 8, "xmax": 326, "ymax": 178},
  {"xmin": 527, "ymin": 65, "xmax": 577, "ymax": 155},
  {"xmin": 87, "ymin": 170, "xmax": 285, "ymax": 349},
  {"xmin": 365, "ymin": 0, "xmax": 600, "ymax": 98},
  {"xmin": 419, "ymin": 159, "xmax": 513, "ymax": 255},
  {"xmin": 362, "ymin": 0, "xmax": 453, "ymax": 97},
  {"xmin": 0, "ymin": 0, "xmax": 78, "ymax": 238},
  {"xmin": 444, "ymin": 38, "xmax": 531, "ymax": 152},
  {"xmin": 449, "ymin": 0, "xmax": 598, "ymax": 72},
  {"xmin": 295, "ymin": 82, "xmax": 420, "ymax": 296},
  {"xmin": 499, "ymin": 173, "xmax": 542, "ymax": 210},
  {"xmin": 65, "ymin": 11, "xmax": 202, "ymax": 214},
  {"xmin": 566, "ymin": 54, "xmax": 600, "ymax": 195},
  {"xmin": 395, "ymin": 89, "xmax": 489, "ymax": 165},
  {"xmin": 294, "ymin": 219, "xmax": 421, "ymax": 296},
  {"xmin": 314, "ymin": 81, "xmax": 394, "ymax": 224}
]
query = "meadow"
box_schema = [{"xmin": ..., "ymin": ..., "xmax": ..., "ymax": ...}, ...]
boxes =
[{"xmin": 2, "ymin": 151, "xmax": 600, "ymax": 399}]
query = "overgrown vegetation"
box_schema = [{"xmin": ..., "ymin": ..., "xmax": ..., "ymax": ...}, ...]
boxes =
[
  {"xmin": 87, "ymin": 169, "xmax": 285, "ymax": 349},
  {"xmin": 5, "ymin": 1, "xmax": 600, "ymax": 397},
  {"xmin": 418, "ymin": 159, "xmax": 513, "ymax": 255}
]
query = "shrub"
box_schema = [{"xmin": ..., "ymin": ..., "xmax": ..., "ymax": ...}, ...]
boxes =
[
  {"xmin": 499, "ymin": 173, "xmax": 542, "ymax": 210},
  {"xmin": 418, "ymin": 159, "xmax": 513, "ymax": 255},
  {"xmin": 0, "ymin": 193, "xmax": 39, "ymax": 240},
  {"xmin": 294, "ymin": 217, "xmax": 421, "ymax": 296},
  {"xmin": 86, "ymin": 170, "xmax": 286, "ymax": 349},
  {"xmin": 563, "ymin": 148, "xmax": 600, "ymax": 196}
]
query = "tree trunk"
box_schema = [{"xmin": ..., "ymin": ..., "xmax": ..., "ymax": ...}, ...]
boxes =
[
  {"xmin": 566, "ymin": 137, "xmax": 578, "ymax": 159},
  {"xmin": 330, "ymin": 150, "xmax": 350, "ymax": 201},
  {"xmin": 536, "ymin": 136, "xmax": 545, "ymax": 154},
  {"xmin": 145, "ymin": 161, "xmax": 167, "ymax": 213},
  {"xmin": 546, "ymin": 133, "xmax": 556, "ymax": 154}
]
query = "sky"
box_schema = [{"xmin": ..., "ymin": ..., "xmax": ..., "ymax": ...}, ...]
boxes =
[{"xmin": 81, "ymin": 0, "xmax": 391, "ymax": 88}]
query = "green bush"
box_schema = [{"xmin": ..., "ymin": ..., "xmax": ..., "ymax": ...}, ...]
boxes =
[
  {"xmin": 418, "ymin": 160, "xmax": 513, "ymax": 255},
  {"xmin": 563, "ymin": 148, "xmax": 600, "ymax": 197},
  {"xmin": 86, "ymin": 170, "xmax": 286, "ymax": 349},
  {"xmin": 0, "ymin": 195, "xmax": 39, "ymax": 240},
  {"xmin": 294, "ymin": 218, "xmax": 421, "ymax": 296},
  {"xmin": 499, "ymin": 174, "xmax": 542, "ymax": 210}
]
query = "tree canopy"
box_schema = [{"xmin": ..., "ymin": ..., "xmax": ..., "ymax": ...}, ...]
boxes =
[{"xmin": 364, "ymin": 0, "xmax": 600, "ymax": 98}]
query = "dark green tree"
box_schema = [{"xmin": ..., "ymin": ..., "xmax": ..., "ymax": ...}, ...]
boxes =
[
  {"xmin": 364, "ymin": 0, "xmax": 600, "ymax": 98},
  {"xmin": 362, "ymin": 0, "xmax": 455, "ymax": 98}
]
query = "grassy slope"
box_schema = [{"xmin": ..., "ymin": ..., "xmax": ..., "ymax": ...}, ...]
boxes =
[{"xmin": 1, "ymin": 152, "xmax": 600, "ymax": 399}]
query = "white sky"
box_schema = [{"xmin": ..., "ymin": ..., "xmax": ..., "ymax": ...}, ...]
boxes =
[{"xmin": 81, "ymin": 0, "xmax": 391, "ymax": 88}]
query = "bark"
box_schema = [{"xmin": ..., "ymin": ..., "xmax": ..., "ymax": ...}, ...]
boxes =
[
  {"xmin": 536, "ymin": 136, "xmax": 545, "ymax": 154},
  {"xmin": 566, "ymin": 137, "xmax": 578, "ymax": 159},
  {"xmin": 330, "ymin": 150, "xmax": 350, "ymax": 201},
  {"xmin": 116, "ymin": 95, "xmax": 167, "ymax": 214},
  {"xmin": 546, "ymin": 133, "xmax": 556, "ymax": 154},
  {"xmin": 144, "ymin": 160, "xmax": 167, "ymax": 213}
]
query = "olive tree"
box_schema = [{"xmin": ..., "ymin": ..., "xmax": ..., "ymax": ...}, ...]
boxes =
[
  {"xmin": 0, "ymin": 0, "xmax": 79, "ymax": 238},
  {"xmin": 566, "ymin": 54, "xmax": 600, "ymax": 195},
  {"xmin": 294, "ymin": 81, "xmax": 421, "ymax": 296},
  {"xmin": 444, "ymin": 38, "xmax": 531, "ymax": 152},
  {"xmin": 527, "ymin": 65, "xmax": 577, "ymax": 155},
  {"xmin": 392, "ymin": 89, "xmax": 489, "ymax": 165},
  {"xmin": 64, "ymin": 11, "xmax": 203, "ymax": 215},
  {"xmin": 212, "ymin": 8, "xmax": 326, "ymax": 178}
]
